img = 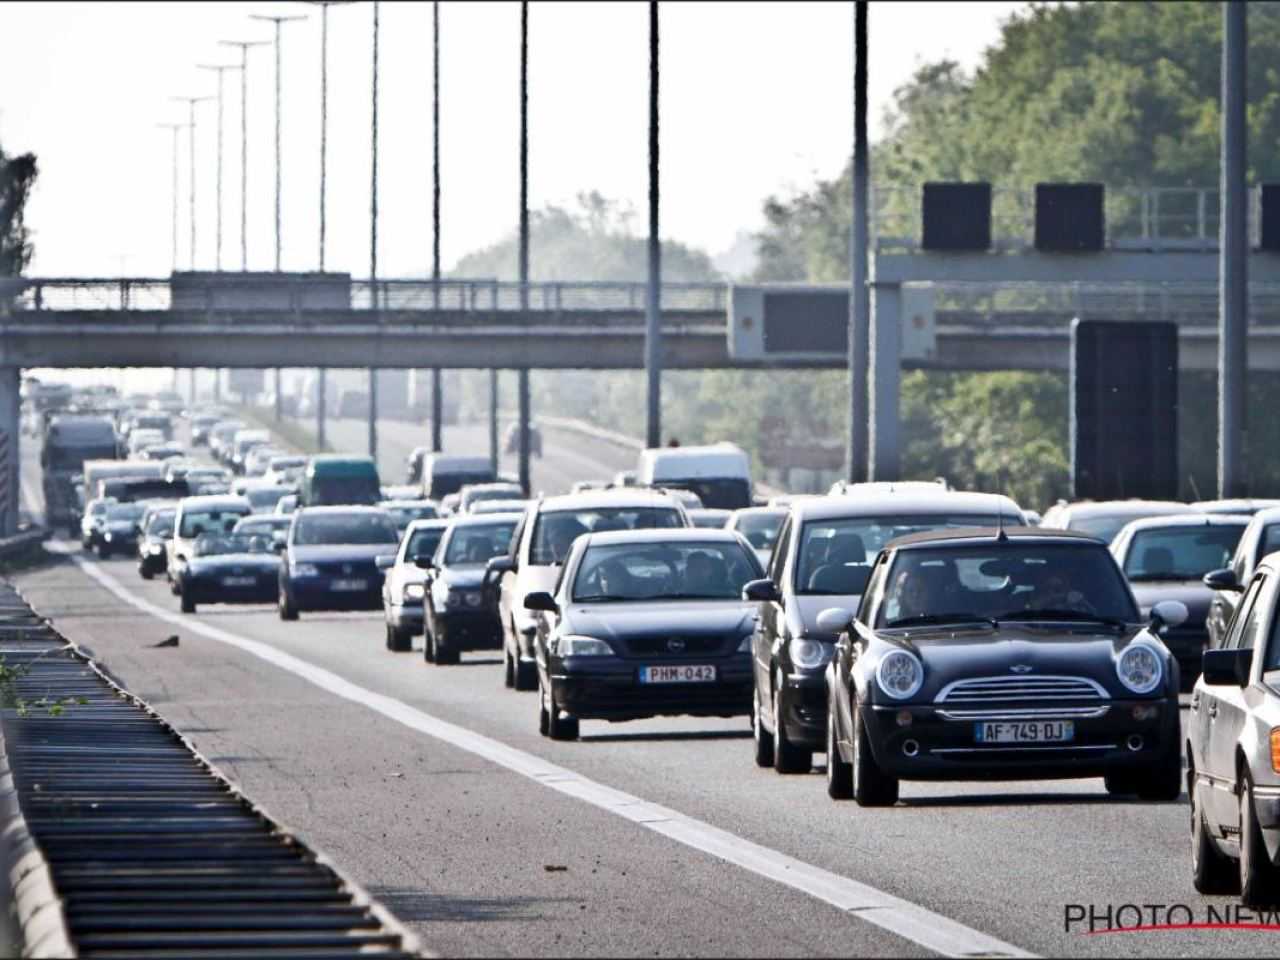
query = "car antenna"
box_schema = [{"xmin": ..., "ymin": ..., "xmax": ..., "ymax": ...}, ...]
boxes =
[{"xmin": 996, "ymin": 510, "xmax": 1008, "ymax": 542}]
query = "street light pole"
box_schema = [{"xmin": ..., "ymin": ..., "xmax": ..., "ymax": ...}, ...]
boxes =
[
  {"xmin": 847, "ymin": 0, "xmax": 869, "ymax": 483},
  {"xmin": 433, "ymin": 0, "xmax": 445, "ymax": 456},
  {"xmin": 197, "ymin": 63, "xmax": 242, "ymax": 272},
  {"xmin": 517, "ymin": 0, "xmax": 531, "ymax": 495},
  {"xmin": 1220, "ymin": 1, "xmax": 1248, "ymax": 497},
  {"xmin": 170, "ymin": 96, "xmax": 212, "ymax": 270},
  {"xmin": 217, "ymin": 39, "xmax": 270, "ymax": 271},
  {"xmin": 155, "ymin": 122, "xmax": 186, "ymax": 274},
  {"xmin": 368, "ymin": 0, "xmax": 380, "ymax": 463},
  {"xmin": 644, "ymin": 0, "xmax": 661, "ymax": 449}
]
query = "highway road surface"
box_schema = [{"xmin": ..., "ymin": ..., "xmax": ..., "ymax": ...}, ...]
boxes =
[{"xmin": 12, "ymin": 434, "xmax": 1261, "ymax": 959}]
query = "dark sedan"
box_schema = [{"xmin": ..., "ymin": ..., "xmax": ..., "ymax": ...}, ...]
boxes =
[
  {"xmin": 178, "ymin": 532, "xmax": 281, "ymax": 613},
  {"xmin": 136, "ymin": 506, "xmax": 175, "ymax": 579},
  {"xmin": 524, "ymin": 528, "xmax": 764, "ymax": 740},
  {"xmin": 97, "ymin": 502, "xmax": 148, "ymax": 559},
  {"xmin": 422, "ymin": 513, "xmax": 521, "ymax": 665},
  {"xmin": 822, "ymin": 528, "xmax": 1186, "ymax": 806},
  {"xmin": 278, "ymin": 507, "xmax": 400, "ymax": 619},
  {"xmin": 1109, "ymin": 513, "xmax": 1248, "ymax": 687}
]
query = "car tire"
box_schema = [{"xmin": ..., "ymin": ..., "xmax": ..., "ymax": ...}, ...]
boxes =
[
  {"xmin": 752, "ymin": 686, "xmax": 774, "ymax": 768},
  {"xmin": 1137, "ymin": 744, "xmax": 1183, "ymax": 802},
  {"xmin": 772, "ymin": 671, "xmax": 812, "ymax": 774},
  {"xmin": 1103, "ymin": 771, "xmax": 1139, "ymax": 797},
  {"xmin": 852, "ymin": 700, "xmax": 898, "ymax": 807},
  {"xmin": 423, "ymin": 630, "xmax": 436, "ymax": 663},
  {"xmin": 1240, "ymin": 773, "xmax": 1280, "ymax": 907},
  {"xmin": 386, "ymin": 624, "xmax": 411, "ymax": 653},
  {"xmin": 278, "ymin": 588, "xmax": 299, "ymax": 621},
  {"xmin": 435, "ymin": 643, "xmax": 460, "ymax": 666},
  {"xmin": 503, "ymin": 647, "xmax": 516, "ymax": 688},
  {"xmin": 139, "ymin": 564, "xmax": 153, "ymax": 580},
  {"xmin": 514, "ymin": 657, "xmax": 537, "ymax": 692},
  {"xmin": 538, "ymin": 685, "xmax": 550, "ymax": 737},
  {"xmin": 180, "ymin": 592, "xmax": 196, "ymax": 614},
  {"xmin": 1190, "ymin": 762, "xmax": 1238, "ymax": 895},
  {"xmin": 545, "ymin": 682, "xmax": 579, "ymax": 741},
  {"xmin": 97, "ymin": 543, "xmax": 111, "ymax": 559},
  {"xmin": 826, "ymin": 698, "xmax": 853, "ymax": 800}
]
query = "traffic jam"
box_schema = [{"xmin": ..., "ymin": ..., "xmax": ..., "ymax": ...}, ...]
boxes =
[{"xmin": 35, "ymin": 386, "xmax": 1280, "ymax": 908}]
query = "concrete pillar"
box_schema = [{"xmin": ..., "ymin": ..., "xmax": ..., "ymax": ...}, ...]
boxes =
[
  {"xmin": 0, "ymin": 367, "xmax": 20, "ymax": 535},
  {"xmin": 1219, "ymin": 0, "xmax": 1248, "ymax": 497},
  {"xmin": 518, "ymin": 369, "xmax": 531, "ymax": 494},
  {"xmin": 368, "ymin": 367, "xmax": 378, "ymax": 462},
  {"xmin": 316, "ymin": 368, "xmax": 327, "ymax": 451},
  {"xmin": 274, "ymin": 368, "xmax": 283, "ymax": 421},
  {"xmin": 869, "ymin": 282, "xmax": 901, "ymax": 480},
  {"xmin": 489, "ymin": 369, "xmax": 499, "ymax": 471},
  {"xmin": 430, "ymin": 368, "xmax": 442, "ymax": 452}
]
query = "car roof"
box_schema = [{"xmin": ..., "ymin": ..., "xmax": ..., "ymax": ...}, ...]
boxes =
[
  {"xmin": 1192, "ymin": 498, "xmax": 1280, "ymax": 513},
  {"xmin": 178, "ymin": 495, "xmax": 251, "ymax": 511},
  {"xmin": 789, "ymin": 490, "xmax": 1023, "ymax": 523},
  {"xmin": 446, "ymin": 511, "xmax": 524, "ymax": 528},
  {"xmin": 380, "ymin": 500, "xmax": 437, "ymax": 509},
  {"xmin": 581, "ymin": 527, "xmax": 743, "ymax": 548},
  {"xmin": 404, "ymin": 518, "xmax": 450, "ymax": 533},
  {"xmin": 294, "ymin": 505, "xmax": 390, "ymax": 516},
  {"xmin": 731, "ymin": 507, "xmax": 788, "ymax": 519},
  {"xmin": 1057, "ymin": 499, "xmax": 1189, "ymax": 519},
  {"xmin": 537, "ymin": 489, "xmax": 689, "ymax": 512},
  {"xmin": 1115, "ymin": 512, "xmax": 1251, "ymax": 533},
  {"xmin": 887, "ymin": 526, "xmax": 1104, "ymax": 550},
  {"xmin": 463, "ymin": 482, "xmax": 522, "ymax": 493}
]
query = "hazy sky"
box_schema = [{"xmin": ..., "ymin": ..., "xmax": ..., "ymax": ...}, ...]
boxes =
[{"xmin": 1, "ymin": 1, "xmax": 1026, "ymax": 279}]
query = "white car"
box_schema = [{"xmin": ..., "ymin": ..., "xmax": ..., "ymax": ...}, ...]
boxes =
[
  {"xmin": 167, "ymin": 495, "xmax": 253, "ymax": 592},
  {"xmin": 377, "ymin": 518, "xmax": 449, "ymax": 651},
  {"xmin": 263, "ymin": 455, "xmax": 308, "ymax": 487},
  {"xmin": 127, "ymin": 428, "xmax": 166, "ymax": 456},
  {"xmin": 275, "ymin": 494, "xmax": 299, "ymax": 516},
  {"xmin": 244, "ymin": 445, "xmax": 286, "ymax": 477}
]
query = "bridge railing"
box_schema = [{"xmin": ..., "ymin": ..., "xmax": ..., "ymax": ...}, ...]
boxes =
[{"xmin": 0, "ymin": 277, "xmax": 729, "ymax": 315}]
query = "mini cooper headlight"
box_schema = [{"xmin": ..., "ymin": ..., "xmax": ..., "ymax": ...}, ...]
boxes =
[
  {"xmin": 1116, "ymin": 644, "xmax": 1163, "ymax": 695},
  {"xmin": 403, "ymin": 583, "xmax": 426, "ymax": 601},
  {"xmin": 558, "ymin": 635, "xmax": 613, "ymax": 657},
  {"xmin": 876, "ymin": 650, "xmax": 924, "ymax": 700},
  {"xmin": 790, "ymin": 637, "xmax": 830, "ymax": 670}
]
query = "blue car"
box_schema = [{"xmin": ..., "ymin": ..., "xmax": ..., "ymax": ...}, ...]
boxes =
[{"xmin": 278, "ymin": 506, "xmax": 400, "ymax": 620}]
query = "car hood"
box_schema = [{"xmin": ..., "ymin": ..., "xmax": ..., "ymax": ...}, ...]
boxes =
[
  {"xmin": 882, "ymin": 623, "xmax": 1160, "ymax": 700},
  {"xmin": 189, "ymin": 553, "xmax": 281, "ymax": 574},
  {"xmin": 792, "ymin": 593, "xmax": 863, "ymax": 640},
  {"xmin": 290, "ymin": 544, "xmax": 396, "ymax": 564},
  {"xmin": 436, "ymin": 564, "xmax": 488, "ymax": 590},
  {"xmin": 562, "ymin": 600, "xmax": 755, "ymax": 642},
  {"xmin": 1129, "ymin": 580, "xmax": 1212, "ymax": 626}
]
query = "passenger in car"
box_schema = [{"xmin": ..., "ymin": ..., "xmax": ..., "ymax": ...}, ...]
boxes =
[
  {"xmin": 1025, "ymin": 566, "xmax": 1095, "ymax": 614},
  {"xmin": 686, "ymin": 551, "xmax": 731, "ymax": 597}
]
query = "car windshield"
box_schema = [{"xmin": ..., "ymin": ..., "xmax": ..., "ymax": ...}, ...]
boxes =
[
  {"xmin": 385, "ymin": 504, "xmax": 439, "ymax": 526},
  {"xmin": 1072, "ymin": 513, "xmax": 1166, "ymax": 544},
  {"xmin": 429, "ymin": 471, "xmax": 495, "ymax": 498},
  {"xmin": 466, "ymin": 486, "xmax": 522, "ymax": 505},
  {"xmin": 443, "ymin": 522, "xmax": 518, "ymax": 565},
  {"xmin": 312, "ymin": 476, "xmax": 381, "ymax": 505},
  {"xmin": 293, "ymin": 513, "xmax": 398, "ymax": 546},
  {"xmin": 193, "ymin": 533, "xmax": 275, "ymax": 557},
  {"xmin": 106, "ymin": 503, "xmax": 146, "ymax": 523},
  {"xmin": 530, "ymin": 507, "xmax": 684, "ymax": 565},
  {"xmin": 797, "ymin": 513, "xmax": 1011, "ymax": 596},
  {"xmin": 734, "ymin": 512, "xmax": 785, "ymax": 551},
  {"xmin": 573, "ymin": 540, "xmax": 761, "ymax": 603},
  {"xmin": 406, "ymin": 527, "xmax": 445, "ymax": 560},
  {"xmin": 179, "ymin": 508, "xmax": 249, "ymax": 538},
  {"xmin": 877, "ymin": 542, "xmax": 1138, "ymax": 628},
  {"xmin": 236, "ymin": 518, "xmax": 289, "ymax": 535},
  {"xmin": 247, "ymin": 487, "xmax": 292, "ymax": 509},
  {"xmin": 145, "ymin": 512, "xmax": 175, "ymax": 536},
  {"xmin": 658, "ymin": 478, "xmax": 751, "ymax": 510},
  {"xmin": 1124, "ymin": 525, "xmax": 1246, "ymax": 581}
]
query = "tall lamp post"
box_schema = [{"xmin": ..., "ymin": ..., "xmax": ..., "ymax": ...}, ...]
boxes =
[
  {"xmin": 368, "ymin": 0, "xmax": 381, "ymax": 462},
  {"xmin": 517, "ymin": 0, "xmax": 531, "ymax": 495},
  {"xmin": 643, "ymin": 0, "xmax": 661, "ymax": 449},
  {"xmin": 155, "ymin": 121, "xmax": 186, "ymax": 274},
  {"xmin": 847, "ymin": 1, "xmax": 869, "ymax": 482},
  {"xmin": 196, "ymin": 63, "xmax": 242, "ymax": 272},
  {"xmin": 169, "ymin": 96, "xmax": 213, "ymax": 270},
  {"xmin": 432, "ymin": 0, "xmax": 446, "ymax": 457}
]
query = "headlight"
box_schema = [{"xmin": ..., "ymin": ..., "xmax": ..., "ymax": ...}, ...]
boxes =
[
  {"xmin": 557, "ymin": 635, "xmax": 613, "ymax": 657},
  {"xmin": 291, "ymin": 562, "xmax": 320, "ymax": 577},
  {"xmin": 876, "ymin": 650, "xmax": 924, "ymax": 700},
  {"xmin": 403, "ymin": 583, "xmax": 425, "ymax": 601},
  {"xmin": 1116, "ymin": 644, "xmax": 1163, "ymax": 695},
  {"xmin": 104, "ymin": 532, "xmax": 113, "ymax": 541},
  {"xmin": 446, "ymin": 589, "xmax": 481, "ymax": 608},
  {"xmin": 148, "ymin": 544, "xmax": 164, "ymax": 556},
  {"xmin": 790, "ymin": 637, "xmax": 830, "ymax": 670}
]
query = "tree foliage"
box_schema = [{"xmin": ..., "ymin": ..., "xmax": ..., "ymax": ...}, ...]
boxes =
[{"xmin": 0, "ymin": 146, "xmax": 38, "ymax": 277}]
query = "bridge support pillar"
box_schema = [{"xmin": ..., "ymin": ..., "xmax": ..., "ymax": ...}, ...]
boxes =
[
  {"xmin": 316, "ymin": 369, "xmax": 327, "ymax": 451},
  {"xmin": 368, "ymin": 368, "xmax": 379, "ymax": 463},
  {"xmin": 869, "ymin": 282, "xmax": 901, "ymax": 481},
  {"xmin": 489, "ymin": 370, "xmax": 498, "ymax": 471},
  {"xmin": 431, "ymin": 369, "xmax": 442, "ymax": 453},
  {"xmin": 518, "ymin": 369, "xmax": 531, "ymax": 495},
  {"xmin": 0, "ymin": 367, "xmax": 20, "ymax": 535},
  {"xmin": 274, "ymin": 369, "xmax": 283, "ymax": 421}
]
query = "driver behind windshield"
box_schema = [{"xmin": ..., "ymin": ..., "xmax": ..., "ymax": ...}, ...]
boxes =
[{"xmin": 1022, "ymin": 566, "xmax": 1094, "ymax": 615}]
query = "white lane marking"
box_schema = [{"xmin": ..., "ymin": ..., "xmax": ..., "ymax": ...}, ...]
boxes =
[{"xmin": 66, "ymin": 550, "xmax": 1033, "ymax": 959}]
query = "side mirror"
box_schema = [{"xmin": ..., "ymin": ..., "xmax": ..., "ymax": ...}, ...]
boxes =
[
  {"xmin": 191, "ymin": 524, "xmax": 204, "ymax": 538},
  {"xmin": 375, "ymin": 555, "xmax": 395, "ymax": 570},
  {"xmin": 413, "ymin": 555, "xmax": 435, "ymax": 570},
  {"xmin": 272, "ymin": 540, "xmax": 286, "ymax": 554},
  {"xmin": 1203, "ymin": 568, "xmax": 1243, "ymax": 593},
  {"xmin": 815, "ymin": 607, "xmax": 854, "ymax": 634},
  {"xmin": 1149, "ymin": 599, "xmax": 1189, "ymax": 631},
  {"xmin": 486, "ymin": 555, "xmax": 516, "ymax": 577},
  {"xmin": 742, "ymin": 578, "xmax": 781, "ymax": 603},
  {"xmin": 523, "ymin": 591, "xmax": 558, "ymax": 613},
  {"xmin": 1202, "ymin": 647, "xmax": 1252, "ymax": 687}
]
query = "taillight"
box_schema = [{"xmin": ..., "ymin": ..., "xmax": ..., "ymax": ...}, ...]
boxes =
[{"xmin": 1270, "ymin": 728, "xmax": 1280, "ymax": 774}]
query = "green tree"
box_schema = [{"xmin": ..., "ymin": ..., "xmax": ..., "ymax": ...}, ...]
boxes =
[{"xmin": 0, "ymin": 146, "xmax": 37, "ymax": 277}]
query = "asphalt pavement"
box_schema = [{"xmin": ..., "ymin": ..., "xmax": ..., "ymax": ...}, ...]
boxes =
[{"xmin": 12, "ymin": 427, "xmax": 1266, "ymax": 958}]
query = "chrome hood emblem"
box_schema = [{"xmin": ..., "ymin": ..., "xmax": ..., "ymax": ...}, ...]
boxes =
[
  {"xmin": 1010, "ymin": 664, "xmax": 1033, "ymax": 674},
  {"xmin": 667, "ymin": 637, "xmax": 686, "ymax": 653}
]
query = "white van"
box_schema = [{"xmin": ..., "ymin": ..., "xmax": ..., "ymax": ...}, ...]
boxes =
[{"xmin": 636, "ymin": 443, "xmax": 753, "ymax": 510}]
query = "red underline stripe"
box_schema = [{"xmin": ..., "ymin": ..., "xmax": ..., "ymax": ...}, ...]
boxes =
[{"xmin": 1085, "ymin": 923, "xmax": 1280, "ymax": 935}]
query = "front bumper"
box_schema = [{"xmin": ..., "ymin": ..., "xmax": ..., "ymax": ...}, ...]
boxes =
[
  {"xmin": 434, "ymin": 610, "xmax": 502, "ymax": 651},
  {"xmin": 387, "ymin": 600, "xmax": 424, "ymax": 632},
  {"xmin": 861, "ymin": 697, "xmax": 1178, "ymax": 781},
  {"xmin": 138, "ymin": 548, "xmax": 167, "ymax": 573},
  {"xmin": 287, "ymin": 577, "xmax": 383, "ymax": 612},
  {"xmin": 550, "ymin": 657, "xmax": 753, "ymax": 722},
  {"xmin": 184, "ymin": 576, "xmax": 277, "ymax": 605},
  {"xmin": 778, "ymin": 670, "xmax": 828, "ymax": 749}
]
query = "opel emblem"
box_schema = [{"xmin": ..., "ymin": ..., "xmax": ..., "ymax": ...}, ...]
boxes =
[
  {"xmin": 342, "ymin": 564, "xmax": 352, "ymax": 574},
  {"xmin": 667, "ymin": 637, "xmax": 686, "ymax": 653},
  {"xmin": 1010, "ymin": 664, "xmax": 1033, "ymax": 674}
]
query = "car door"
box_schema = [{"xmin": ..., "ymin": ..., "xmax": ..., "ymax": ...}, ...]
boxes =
[
  {"xmin": 753, "ymin": 515, "xmax": 792, "ymax": 721},
  {"xmin": 833, "ymin": 552, "xmax": 889, "ymax": 750},
  {"xmin": 1211, "ymin": 528, "xmax": 1257, "ymax": 648},
  {"xmin": 498, "ymin": 510, "xmax": 529, "ymax": 643},
  {"xmin": 1201, "ymin": 572, "xmax": 1267, "ymax": 827}
]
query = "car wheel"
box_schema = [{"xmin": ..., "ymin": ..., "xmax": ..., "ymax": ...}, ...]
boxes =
[
  {"xmin": 1137, "ymin": 744, "xmax": 1183, "ymax": 802},
  {"xmin": 423, "ymin": 630, "xmax": 436, "ymax": 663},
  {"xmin": 180, "ymin": 592, "xmax": 196, "ymax": 614},
  {"xmin": 752, "ymin": 685, "xmax": 774, "ymax": 768},
  {"xmin": 1240, "ymin": 773, "xmax": 1280, "ymax": 907},
  {"xmin": 436, "ymin": 643, "xmax": 460, "ymax": 666},
  {"xmin": 278, "ymin": 587, "xmax": 299, "ymax": 621},
  {"xmin": 545, "ymin": 682, "xmax": 579, "ymax": 742},
  {"xmin": 852, "ymin": 699, "xmax": 898, "ymax": 807},
  {"xmin": 514, "ymin": 656, "xmax": 537, "ymax": 692},
  {"xmin": 97, "ymin": 543, "xmax": 111, "ymax": 559},
  {"xmin": 1190, "ymin": 762, "xmax": 1238, "ymax": 895},
  {"xmin": 386, "ymin": 624, "xmax": 411, "ymax": 653},
  {"xmin": 538, "ymin": 680, "xmax": 550, "ymax": 737},
  {"xmin": 772, "ymin": 670, "xmax": 812, "ymax": 774},
  {"xmin": 1103, "ymin": 771, "xmax": 1139, "ymax": 797},
  {"xmin": 826, "ymin": 697, "xmax": 853, "ymax": 800},
  {"xmin": 139, "ymin": 565, "xmax": 154, "ymax": 580},
  {"xmin": 503, "ymin": 646, "xmax": 515, "ymax": 688}
]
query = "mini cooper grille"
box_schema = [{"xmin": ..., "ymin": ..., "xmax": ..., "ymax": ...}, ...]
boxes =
[{"xmin": 935, "ymin": 674, "xmax": 1109, "ymax": 703}]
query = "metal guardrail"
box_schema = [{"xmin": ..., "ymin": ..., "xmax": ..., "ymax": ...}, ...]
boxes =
[{"xmin": 0, "ymin": 582, "xmax": 423, "ymax": 959}]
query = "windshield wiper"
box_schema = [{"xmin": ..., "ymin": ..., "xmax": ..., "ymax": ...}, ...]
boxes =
[
  {"xmin": 999, "ymin": 609, "xmax": 1128, "ymax": 629},
  {"xmin": 885, "ymin": 612, "xmax": 997, "ymax": 629},
  {"xmin": 573, "ymin": 595, "xmax": 622, "ymax": 603},
  {"xmin": 660, "ymin": 592, "xmax": 733, "ymax": 601},
  {"xmin": 1126, "ymin": 573, "xmax": 1199, "ymax": 583}
]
